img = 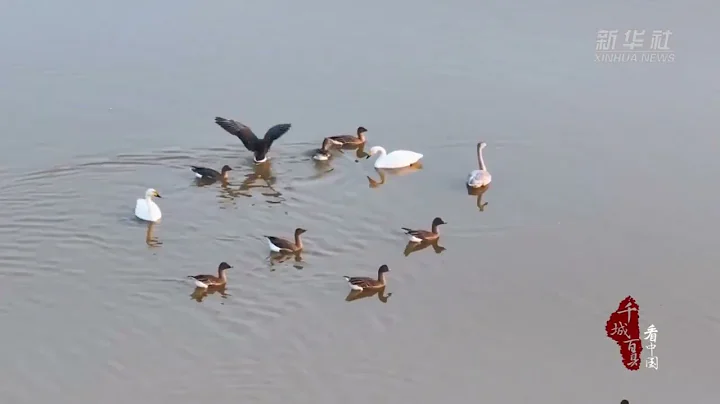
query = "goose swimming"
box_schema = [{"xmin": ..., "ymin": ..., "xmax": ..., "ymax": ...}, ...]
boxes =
[
  {"xmin": 401, "ymin": 217, "xmax": 446, "ymax": 243},
  {"xmin": 191, "ymin": 164, "xmax": 233, "ymax": 181},
  {"xmin": 467, "ymin": 142, "xmax": 492, "ymax": 188},
  {"xmin": 344, "ymin": 265, "xmax": 391, "ymax": 291},
  {"xmin": 134, "ymin": 188, "xmax": 162, "ymax": 222},
  {"xmin": 328, "ymin": 126, "xmax": 368, "ymax": 147},
  {"xmin": 312, "ymin": 138, "xmax": 336, "ymax": 161},
  {"xmin": 187, "ymin": 262, "xmax": 232, "ymax": 288},
  {"xmin": 214, "ymin": 116, "xmax": 292, "ymax": 163},
  {"xmin": 366, "ymin": 146, "xmax": 423, "ymax": 169},
  {"xmin": 264, "ymin": 228, "xmax": 307, "ymax": 253}
]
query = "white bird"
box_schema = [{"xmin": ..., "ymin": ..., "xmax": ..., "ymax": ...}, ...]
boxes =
[
  {"xmin": 135, "ymin": 188, "xmax": 162, "ymax": 222},
  {"xmin": 467, "ymin": 142, "xmax": 492, "ymax": 188},
  {"xmin": 366, "ymin": 146, "xmax": 423, "ymax": 169}
]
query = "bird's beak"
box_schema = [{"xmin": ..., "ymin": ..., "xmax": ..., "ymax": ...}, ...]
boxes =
[
  {"xmin": 365, "ymin": 155, "xmax": 371, "ymax": 159},
  {"xmin": 155, "ymin": 193, "xmax": 162, "ymax": 198}
]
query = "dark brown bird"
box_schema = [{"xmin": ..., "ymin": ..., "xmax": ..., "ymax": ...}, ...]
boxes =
[
  {"xmin": 264, "ymin": 228, "xmax": 307, "ymax": 253},
  {"xmin": 191, "ymin": 165, "xmax": 233, "ymax": 181},
  {"xmin": 328, "ymin": 126, "xmax": 368, "ymax": 146},
  {"xmin": 188, "ymin": 262, "xmax": 232, "ymax": 288},
  {"xmin": 214, "ymin": 117, "xmax": 291, "ymax": 163},
  {"xmin": 401, "ymin": 217, "xmax": 447, "ymax": 243},
  {"xmin": 312, "ymin": 137, "xmax": 337, "ymax": 161},
  {"xmin": 344, "ymin": 265, "xmax": 391, "ymax": 291}
]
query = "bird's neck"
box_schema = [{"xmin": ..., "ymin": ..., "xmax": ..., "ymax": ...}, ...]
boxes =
[
  {"xmin": 377, "ymin": 272, "xmax": 386, "ymax": 284},
  {"xmin": 478, "ymin": 147, "xmax": 486, "ymax": 171},
  {"xmin": 431, "ymin": 223, "xmax": 440, "ymax": 233},
  {"xmin": 294, "ymin": 233, "xmax": 303, "ymax": 249},
  {"xmin": 218, "ymin": 269, "xmax": 227, "ymax": 281}
]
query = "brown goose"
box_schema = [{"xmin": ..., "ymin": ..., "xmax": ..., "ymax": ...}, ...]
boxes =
[
  {"xmin": 328, "ymin": 126, "xmax": 368, "ymax": 146},
  {"xmin": 344, "ymin": 265, "xmax": 390, "ymax": 291},
  {"xmin": 401, "ymin": 217, "xmax": 447, "ymax": 243},
  {"xmin": 191, "ymin": 165, "xmax": 233, "ymax": 181},
  {"xmin": 313, "ymin": 137, "xmax": 337, "ymax": 161},
  {"xmin": 188, "ymin": 262, "xmax": 232, "ymax": 288},
  {"xmin": 264, "ymin": 228, "xmax": 307, "ymax": 253},
  {"xmin": 214, "ymin": 117, "xmax": 292, "ymax": 163}
]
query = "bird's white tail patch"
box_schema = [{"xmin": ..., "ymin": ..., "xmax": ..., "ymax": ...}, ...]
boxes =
[
  {"xmin": 409, "ymin": 235, "xmax": 423, "ymax": 243},
  {"xmin": 194, "ymin": 173, "xmax": 203, "ymax": 178},
  {"xmin": 193, "ymin": 279, "xmax": 208, "ymax": 288},
  {"xmin": 266, "ymin": 238, "xmax": 282, "ymax": 252},
  {"xmin": 313, "ymin": 154, "xmax": 328, "ymax": 161},
  {"xmin": 254, "ymin": 157, "xmax": 268, "ymax": 163}
]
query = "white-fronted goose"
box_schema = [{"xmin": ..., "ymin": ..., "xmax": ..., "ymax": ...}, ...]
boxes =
[
  {"xmin": 401, "ymin": 217, "xmax": 446, "ymax": 243},
  {"xmin": 264, "ymin": 228, "xmax": 307, "ymax": 253},
  {"xmin": 344, "ymin": 265, "xmax": 391, "ymax": 291},
  {"xmin": 188, "ymin": 262, "xmax": 232, "ymax": 288},
  {"xmin": 328, "ymin": 126, "xmax": 368, "ymax": 146},
  {"xmin": 191, "ymin": 164, "xmax": 233, "ymax": 180}
]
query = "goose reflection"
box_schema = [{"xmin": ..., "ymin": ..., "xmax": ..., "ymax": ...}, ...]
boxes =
[
  {"xmin": 235, "ymin": 162, "xmax": 284, "ymax": 202},
  {"xmin": 190, "ymin": 284, "xmax": 230, "ymax": 303},
  {"xmin": 403, "ymin": 238, "xmax": 446, "ymax": 257},
  {"xmin": 345, "ymin": 286, "xmax": 392, "ymax": 303},
  {"xmin": 467, "ymin": 184, "xmax": 490, "ymax": 212},
  {"xmin": 269, "ymin": 250, "xmax": 304, "ymax": 270},
  {"xmin": 145, "ymin": 222, "xmax": 162, "ymax": 247},
  {"xmin": 366, "ymin": 164, "xmax": 423, "ymax": 188}
]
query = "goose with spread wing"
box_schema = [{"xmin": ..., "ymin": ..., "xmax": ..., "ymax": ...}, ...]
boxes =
[{"xmin": 214, "ymin": 116, "xmax": 292, "ymax": 163}]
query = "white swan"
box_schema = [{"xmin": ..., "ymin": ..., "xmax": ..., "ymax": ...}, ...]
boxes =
[
  {"xmin": 135, "ymin": 188, "xmax": 162, "ymax": 222},
  {"xmin": 467, "ymin": 142, "xmax": 492, "ymax": 188},
  {"xmin": 366, "ymin": 146, "xmax": 423, "ymax": 169}
]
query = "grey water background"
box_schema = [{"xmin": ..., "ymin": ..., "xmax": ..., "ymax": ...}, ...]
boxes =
[{"xmin": 1, "ymin": 1, "xmax": 719, "ymax": 403}]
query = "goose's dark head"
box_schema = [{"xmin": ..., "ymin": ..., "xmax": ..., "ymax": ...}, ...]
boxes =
[
  {"xmin": 432, "ymin": 217, "xmax": 447, "ymax": 227},
  {"xmin": 221, "ymin": 165, "xmax": 233, "ymax": 174},
  {"xmin": 378, "ymin": 264, "xmax": 390, "ymax": 274},
  {"xmin": 295, "ymin": 228, "xmax": 308, "ymax": 236},
  {"xmin": 218, "ymin": 262, "xmax": 233, "ymax": 271},
  {"xmin": 357, "ymin": 126, "xmax": 368, "ymax": 135}
]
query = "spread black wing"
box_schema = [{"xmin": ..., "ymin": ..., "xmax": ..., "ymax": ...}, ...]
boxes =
[
  {"xmin": 215, "ymin": 117, "xmax": 259, "ymax": 151},
  {"xmin": 262, "ymin": 124, "xmax": 292, "ymax": 146}
]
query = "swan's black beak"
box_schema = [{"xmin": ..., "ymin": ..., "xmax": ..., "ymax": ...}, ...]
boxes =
[{"xmin": 155, "ymin": 194, "xmax": 162, "ymax": 198}]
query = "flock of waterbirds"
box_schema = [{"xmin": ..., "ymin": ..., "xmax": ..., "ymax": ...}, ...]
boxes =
[{"xmin": 134, "ymin": 116, "xmax": 492, "ymax": 300}]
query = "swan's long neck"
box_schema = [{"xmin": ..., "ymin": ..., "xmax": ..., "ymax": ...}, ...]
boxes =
[
  {"xmin": 375, "ymin": 147, "xmax": 387, "ymax": 157},
  {"xmin": 145, "ymin": 195, "xmax": 153, "ymax": 204},
  {"xmin": 477, "ymin": 146, "xmax": 487, "ymax": 171}
]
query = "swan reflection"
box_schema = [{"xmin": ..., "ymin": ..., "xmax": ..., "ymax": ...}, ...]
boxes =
[
  {"xmin": 345, "ymin": 286, "xmax": 392, "ymax": 303},
  {"xmin": 403, "ymin": 238, "xmax": 446, "ymax": 257},
  {"xmin": 190, "ymin": 284, "xmax": 230, "ymax": 303},
  {"xmin": 145, "ymin": 222, "xmax": 162, "ymax": 247},
  {"xmin": 367, "ymin": 164, "xmax": 423, "ymax": 188},
  {"xmin": 467, "ymin": 184, "xmax": 490, "ymax": 212}
]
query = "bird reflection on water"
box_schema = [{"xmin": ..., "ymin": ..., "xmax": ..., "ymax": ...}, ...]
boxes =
[
  {"xmin": 269, "ymin": 250, "xmax": 304, "ymax": 270},
  {"xmin": 190, "ymin": 284, "xmax": 230, "ymax": 303},
  {"xmin": 467, "ymin": 184, "xmax": 490, "ymax": 212},
  {"xmin": 402, "ymin": 238, "xmax": 446, "ymax": 257},
  {"xmin": 200, "ymin": 161, "xmax": 285, "ymax": 205},
  {"xmin": 345, "ymin": 286, "xmax": 392, "ymax": 303},
  {"xmin": 366, "ymin": 163, "xmax": 423, "ymax": 188},
  {"xmin": 145, "ymin": 222, "xmax": 162, "ymax": 247}
]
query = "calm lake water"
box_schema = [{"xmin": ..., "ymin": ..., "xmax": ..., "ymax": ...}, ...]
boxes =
[{"xmin": 1, "ymin": 1, "xmax": 718, "ymax": 403}]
